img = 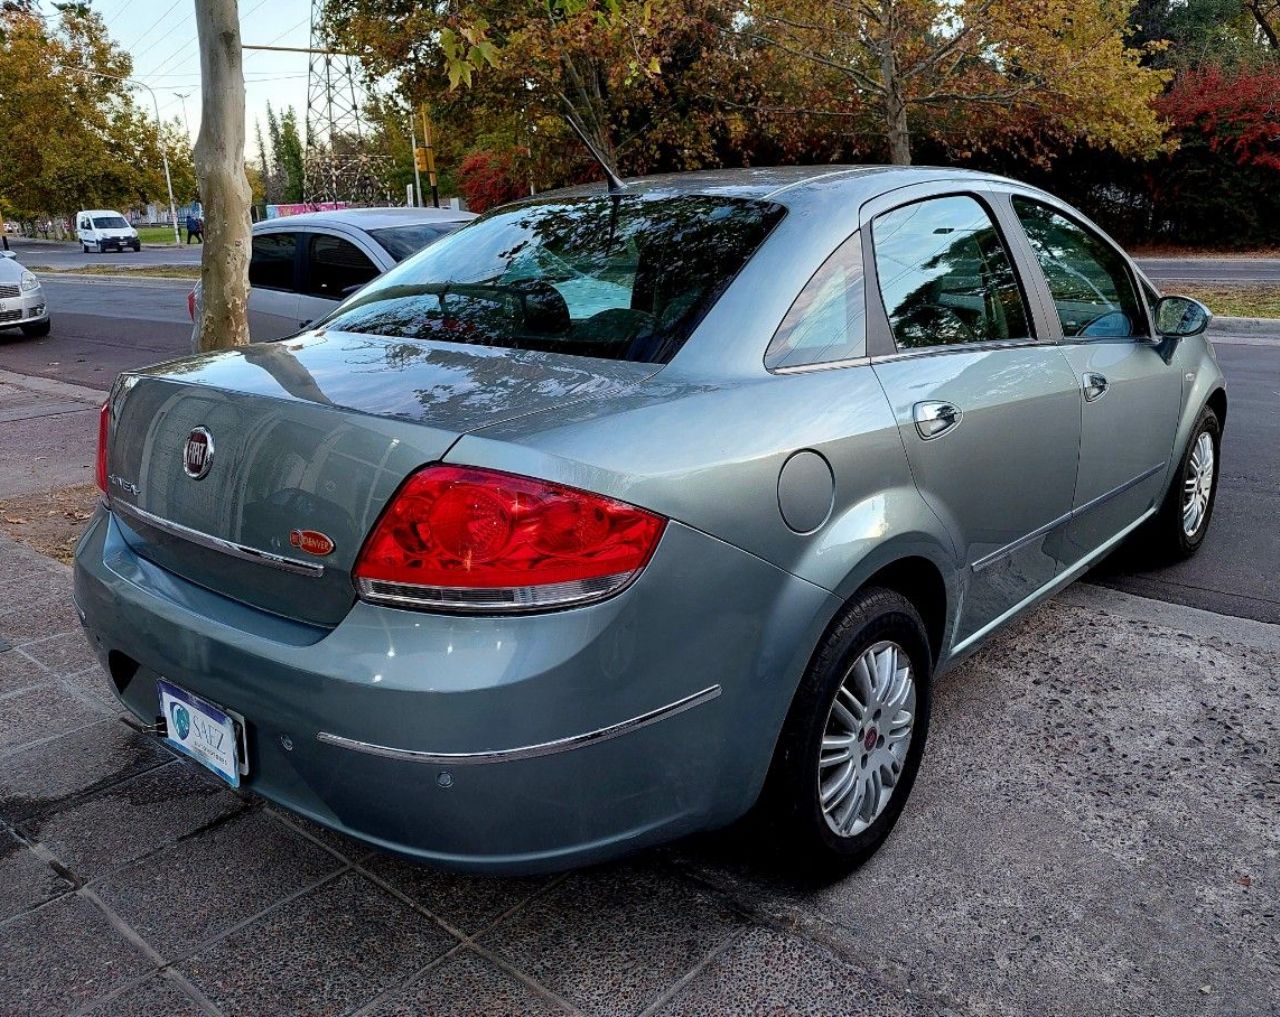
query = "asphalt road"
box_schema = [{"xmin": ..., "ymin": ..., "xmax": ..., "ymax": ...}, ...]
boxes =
[
  {"xmin": 2, "ymin": 275, "xmax": 1277, "ymax": 624},
  {"xmin": 1136, "ymin": 257, "xmax": 1280, "ymax": 284},
  {"xmin": 4, "ymin": 236, "xmax": 202, "ymax": 270}
]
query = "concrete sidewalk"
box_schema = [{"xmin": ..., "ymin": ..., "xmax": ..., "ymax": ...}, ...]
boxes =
[
  {"xmin": 0, "ymin": 373, "xmax": 99, "ymax": 498},
  {"xmin": 0, "ymin": 530, "xmax": 1275, "ymax": 1016}
]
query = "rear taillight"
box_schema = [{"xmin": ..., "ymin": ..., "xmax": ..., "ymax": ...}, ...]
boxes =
[
  {"xmin": 95, "ymin": 400, "xmax": 110, "ymax": 496},
  {"xmin": 187, "ymin": 289, "xmax": 196, "ymax": 321},
  {"xmin": 353, "ymin": 465, "xmax": 666, "ymax": 613}
]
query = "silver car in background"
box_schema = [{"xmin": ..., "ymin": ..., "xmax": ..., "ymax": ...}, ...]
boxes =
[
  {"xmin": 190, "ymin": 206, "xmax": 475, "ymax": 340},
  {"xmin": 79, "ymin": 167, "xmax": 1223, "ymax": 874},
  {"xmin": 0, "ymin": 250, "xmax": 50, "ymax": 337}
]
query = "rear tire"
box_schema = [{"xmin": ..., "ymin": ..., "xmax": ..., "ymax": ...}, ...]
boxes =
[
  {"xmin": 760, "ymin": 587, "xmax": 933, "ymax": 871},
  {"xmin": 20, "ymin": 319, "xmax": 50, "ymax": 338},
  {"xmin": 1133, "ymin": 404, "xmax": 1221, "ymax": 563}
]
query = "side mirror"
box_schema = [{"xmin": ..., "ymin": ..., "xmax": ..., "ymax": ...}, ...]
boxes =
[
  {"xmin": 1154, "ymin": 295, "xmax": 1211, "ymax": 339},
  {"xmin": 0, "ymin": 250, "xmax": 15, "ymax": 260}
]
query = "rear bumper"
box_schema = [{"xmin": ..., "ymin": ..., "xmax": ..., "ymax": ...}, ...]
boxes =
[{"xmin": 74, "ymin": 507, "xmax": 836, "ymax": 873}]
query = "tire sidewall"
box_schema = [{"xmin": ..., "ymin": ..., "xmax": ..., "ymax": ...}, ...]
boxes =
[
  {"xmin": 1177, "ymin": 407, "xmax": 1221, "ymax": 554},
  {"xmin": 772, "ymin": 589, "xmax": 934, "ymax": 865}
]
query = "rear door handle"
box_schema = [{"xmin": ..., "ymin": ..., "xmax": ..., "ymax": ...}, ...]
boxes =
[
  {"xmin": 914, "ymin": 401, "xmax": 962, "ymax": 440},
  {"xmin": 1083, "ymin": 372, "xmax": 1109, "ymax": 402}
]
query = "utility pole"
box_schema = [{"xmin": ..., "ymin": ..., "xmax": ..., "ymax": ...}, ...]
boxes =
[
  {"xmin": 418, "ymin": 104, "xmax": 439, "ymax": 208},
  {"xmin": 409, "ymin": 116, "xmax": 422, "ymax": 207},
  {"xmin": 193, "ymin": 0, "xmax": 252, "ymax": 351}
]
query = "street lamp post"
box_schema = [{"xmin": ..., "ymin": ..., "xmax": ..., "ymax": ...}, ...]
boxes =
[
  {"xmin": 174, "ymin": 91, "xmax": 192, "ymax": 139},
  {"xmin": 58, "ymin": 65, "xmax": 182, "ymax": 245}
]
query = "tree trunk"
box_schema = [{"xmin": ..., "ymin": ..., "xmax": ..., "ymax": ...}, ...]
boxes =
[
  {"xmin": 880, "ymin": 45, "xmax": 911, "ymax": 165},
  {"xmin": 193, "ymin": 0, "xmax": 251, "ymax": 352}
]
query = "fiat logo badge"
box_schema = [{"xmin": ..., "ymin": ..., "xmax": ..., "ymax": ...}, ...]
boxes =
[
  {"xmin": 183, "ymin": 427, "xmax": 214, "ymax": 479},
  {"xmin": 290, "ymin": 529, "xmax": 335, "ymax": 556}
]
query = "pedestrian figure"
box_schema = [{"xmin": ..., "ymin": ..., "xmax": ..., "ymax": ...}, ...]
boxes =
[{"xmin": 186, "ymin": 213, "xmax": 204, "ymax": 244}]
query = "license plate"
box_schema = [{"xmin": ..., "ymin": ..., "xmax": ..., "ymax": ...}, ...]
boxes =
[{"xmin": 156, "ymin": 679, "xmax": 247, "ymax": 787}]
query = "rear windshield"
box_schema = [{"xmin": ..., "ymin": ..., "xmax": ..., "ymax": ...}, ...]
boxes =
[
  {"xmin": 321, "ymin": 195, "xmax": 786, "ymax": 363},
  {"xmin": 367, "ymin": 223, "xmax": 461, "ymax": 262},
  {"xmin": 92, "ymin": 216, "xmax": 130, "ymax": 229}
]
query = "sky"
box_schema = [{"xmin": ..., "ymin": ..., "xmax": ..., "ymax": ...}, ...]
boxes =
[{"xmin": 38, "ymin": 0, "xmax": 317, "ymax": 147}]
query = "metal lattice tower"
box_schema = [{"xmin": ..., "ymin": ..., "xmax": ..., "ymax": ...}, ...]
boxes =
[{"xmin": 303, "ymin": 0, "xmax": 387, "ymax": 204}]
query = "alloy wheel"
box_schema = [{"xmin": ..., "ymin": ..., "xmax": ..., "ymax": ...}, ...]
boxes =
[
  {"xmin": 1182, "ymin": 431, "xmax": 1215, "ymax": 538},
  {"xmin": 818, "ymin": 640, "xmax": 916, "ymax": 837}
]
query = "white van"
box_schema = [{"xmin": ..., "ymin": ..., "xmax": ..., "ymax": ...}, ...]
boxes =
[{"xmin": 76, "ymin": 210, "xmax": 140, "ymax": 253}]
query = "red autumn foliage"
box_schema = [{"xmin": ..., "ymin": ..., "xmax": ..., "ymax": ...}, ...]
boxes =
[
  {"xmin": 457, "ymin": 149, "xmax": 527, "ymax": 213},
  {"xmin": 1155, "ymin": 66, "xmax": 1280, "ymax": 172}
]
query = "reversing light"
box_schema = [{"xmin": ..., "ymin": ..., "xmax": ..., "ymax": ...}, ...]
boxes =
[{"xmin": 353, "ymin": 465, "xmax": 666, "ymax": 613}]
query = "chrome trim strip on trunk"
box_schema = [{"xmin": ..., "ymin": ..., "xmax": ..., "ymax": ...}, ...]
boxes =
[
  {"xmin": 970, "ymin": 461, "xmax": 1167, "ymax": 574},
  {"xmin": 316, "ymin": 684, "xmax": 723, "ymax": 765},
  {"xmin": 111, "ymin": 500, "xmax": 325, "ymax": 578}
]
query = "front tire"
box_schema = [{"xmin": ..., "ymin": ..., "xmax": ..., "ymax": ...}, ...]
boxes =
[
  {"xmin": 20, "ymin": 319, "xmax": 51, "ymax": 337},
  {"xmin": 1135, "ymin": 404, "xmax": 1221, "ymax": 562},
  {"xmin": 761, "ymin": 587, "xmax": 933, "ymax": 870}
]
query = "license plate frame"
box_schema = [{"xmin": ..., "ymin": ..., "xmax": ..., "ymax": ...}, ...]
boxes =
[{"xmin": 156, "ymin": 679, "xmax": 248, "ymax": 788}]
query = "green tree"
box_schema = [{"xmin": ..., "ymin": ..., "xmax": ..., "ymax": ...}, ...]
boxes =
[
  {"xmin": 738, "ymin": 0, "xmax": 1172, "ymax": 165},
  {"xmin": 277, "ymin": 107, "xmax": 306, "ymax": 202},
  {"xmin": 0, "ymin": 3, "xmax": 168, "ymax": 223}
]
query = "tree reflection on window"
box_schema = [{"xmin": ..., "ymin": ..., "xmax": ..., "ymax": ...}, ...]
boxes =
[
  {"xmin": 873, "ymin": 196, "xmax": 1029, "ymax": 349},
  {"xmin": 322, "ymin": 195, "xmax": 786, "ymax": 364}
]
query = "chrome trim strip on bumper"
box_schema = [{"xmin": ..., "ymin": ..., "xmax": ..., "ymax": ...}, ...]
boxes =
[
  {"xmin": 316, "ymin": 684, "xmax": 723, "ymax": 765},
  {"xmin": 355, "ymin": 571, "xmax": 635, "ymax": 614},
  {"xmin": 970, "ymin": 462, "xmax": 1166, "ymax": 574},
  {"xmin": 111, "ymin": 499, "xmax": 325, "ymax": 578}
]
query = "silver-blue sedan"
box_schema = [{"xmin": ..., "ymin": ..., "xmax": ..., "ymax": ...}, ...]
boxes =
[{"xmin": 75, "ymin": 166, "xmax": 1224, "ymax": 873}]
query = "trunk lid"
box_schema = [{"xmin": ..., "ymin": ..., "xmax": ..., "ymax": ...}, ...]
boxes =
[{"xmin": 106, "ymin": 331, "xmax": 657, "ymax": 626}]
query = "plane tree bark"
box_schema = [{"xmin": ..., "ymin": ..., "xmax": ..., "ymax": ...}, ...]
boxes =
[{"xmin": 193, "ymin": 0, "xmax": 251, "ymax": 351}]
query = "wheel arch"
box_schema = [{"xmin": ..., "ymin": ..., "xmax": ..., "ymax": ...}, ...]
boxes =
[{"xmin": 1206, "ymin": 386, "xmax": 1227, "ymax": 429}]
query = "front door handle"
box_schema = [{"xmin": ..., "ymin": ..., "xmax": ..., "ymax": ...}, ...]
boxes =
[
  {"xmin": 914, "ymin": 401, "xmax": 963, "ymax": 440},
  {"xmin": 1083, "ymin": 372, "xmax": 1109, "ymax": 402}
]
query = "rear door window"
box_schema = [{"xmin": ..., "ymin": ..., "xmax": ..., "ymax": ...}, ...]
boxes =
[
  {"xmin": 872, "ymin": 195, "xmax": 1030, "ymax": 350},
  {"xmin": 1011, "ymin": 198, "xmax": 1146, "ymax": 338},
  {"xmin": 249, "ymin": 232, "xmax": 298, "ymax": 292},
  {"xmin": 304, "ymin": 234, "xmax": 380, "ymax": 299},
  {"xmin": 765, "ymin": 231, "xmax": 866, "ymax": 370}
]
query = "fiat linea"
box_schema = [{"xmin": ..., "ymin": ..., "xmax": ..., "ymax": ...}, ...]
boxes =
[{"xmin": 75, "ymin": 166, "xmax": 1224, "ymax": 872}]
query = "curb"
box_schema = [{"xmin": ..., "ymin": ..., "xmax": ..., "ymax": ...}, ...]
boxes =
[
  {"xmin": 31, "ymin": 272, "xmax": 194, "ymax": 288},
  {"xmin": 1208, "ymin": 315, "xmax": 1280, "ymax": 336},
  {"xmin": 1057, "ymin": 583, "xmax": 1280, "ymax": 653},
  {"xmin": 0, "ymin": 368, "xmax": 107, "ymax": 404}
]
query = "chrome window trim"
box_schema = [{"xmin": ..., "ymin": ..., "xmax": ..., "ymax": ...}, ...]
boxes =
[
  {"xmin": 870, "ymin": 336, "xmax": 1041, "ymax": 365},
  {"xmin": 111, "ymin": 499, "xmax": 325, "ymax": 578},
  {"xmin": 316, "ymin": 684, "xmax": 723, "ymax": 765},
  {"xmin": 772, "ymin": 355, "xmax": 872, "ymax": 375},
  {"xmin": 969, "ymin": 461, "xmax": 1167, "ymax": 573}
]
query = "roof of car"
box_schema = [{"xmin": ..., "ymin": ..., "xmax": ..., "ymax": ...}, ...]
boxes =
[
  {"xmin": 77, "ymin": 209, "xmax": 128, "ymax": 216},
  {"xmin": 253, "ymin": 206, "xmax": 476, "ymax": 231},
  {"xmin": 530, "ymin": 164, "xmax": 1012, "ymax": 207}
]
